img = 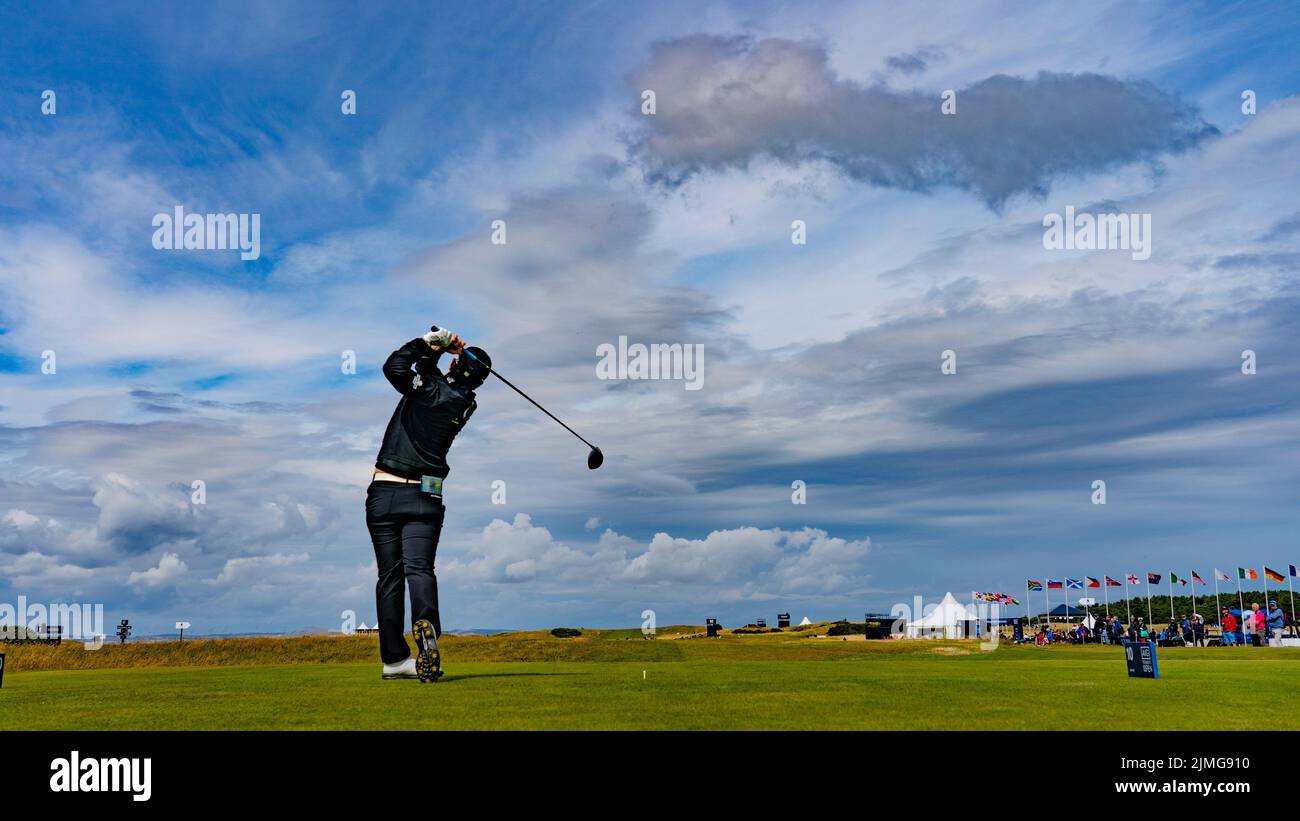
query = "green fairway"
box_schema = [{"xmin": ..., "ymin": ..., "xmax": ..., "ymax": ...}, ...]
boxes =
[{"xmin": 4, "ymin": 640, "xmax": 1299, "ymax": 730}]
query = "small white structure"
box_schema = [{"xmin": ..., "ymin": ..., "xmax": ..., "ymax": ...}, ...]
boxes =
[
  {"xmin": 798, "ymin": 616, "xmax": 812, "ymax": 626},
  {"xmin": 904, "ymin": 592, "xmax": 975, "ymax": 639}
]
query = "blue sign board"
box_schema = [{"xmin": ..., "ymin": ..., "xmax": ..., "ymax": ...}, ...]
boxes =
[{"xmin": 1123, "ymin": 640, "xmax": 1159, "ymax": 679}]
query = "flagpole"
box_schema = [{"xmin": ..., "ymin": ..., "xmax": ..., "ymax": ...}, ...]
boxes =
[
  {"xmin": 1237, "ymin": 571, "xmax": 1245, "ymax": 635},
  {"xmin": 1170, "ymin": 574, "xmax": 1180, "ymax": 631},
  {"xmin": 1043, "ymin": 576, "xmax": 1049, "ymax": 635},
  {"xmin": 1103, "ymin": 579, "xmax": 1110, "ymax": 620},
  {"xmin": 1262, "ymin": 562, "xmax": 1269, "ymax": 641},
  {"xmin": 1145, "ymin": 574, "xmax": 1153, "ymax": 627},
  {"xmin": 1125, "ymin": 576, "xmax": 1131, "ymax": 627},
  {"xmin": 1289, "ymin": 570, "xmax": 1297, "ymax": 639},
  {"xmin": 1213, "ymin": 572, "xmax": 1222, "ymax": 631},
  {"xmin": 971, "ymin": 590, "xmax": 976, "ymax": 640}
]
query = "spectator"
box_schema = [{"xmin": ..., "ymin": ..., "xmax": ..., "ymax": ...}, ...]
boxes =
[
  {"xmin": 1242, "ymin": 604, "xmax": 1256, "ymax": 646},
  {"xmin": 1249, "ymin": 603, "xmax": 1264, "ymax": 647},
  {"xmin": 1193, "ymin": 614, "xmax": 1206, "ymax": 647},
  {"xmin": 1267, "ymin": 600, "xmax": 1285, "ymax": 645},
  {"xmin": 1221, "ymin": 609, "xmax": 1237, "ymax": 646}
]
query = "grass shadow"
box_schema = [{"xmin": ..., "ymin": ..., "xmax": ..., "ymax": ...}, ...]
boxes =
[{"xmin": 440, "ymin": 671, "xmax": 589, "ymax": 682}]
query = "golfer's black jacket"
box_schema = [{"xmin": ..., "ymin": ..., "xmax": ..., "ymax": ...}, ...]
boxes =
[{"xmin": 375, "ymin": 338, "xmax": 478, "ymax": 479}]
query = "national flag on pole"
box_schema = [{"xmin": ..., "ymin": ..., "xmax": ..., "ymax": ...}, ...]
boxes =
[
  {"xmin": 1105, "ymin": 576, "xmax": 1122, "ymax": 587},
  {"xmin": 1264, "ymin": 567, "xmax": 1285, "ymax": 583},
  {"xmin": 1027, "ymin": 580, "xmax": 1043, "ymax": 591},
  {"xmin": 1215, "ymin": 568, "xmax": 1232, "ymax": 582},
  {"xmin": 1047, "ymin": 579, "xmax": 1064, "ymax": 589},
  {"xmin": 1170, "ymin": 573, "xmax": 1186, "ymax": 586},
  {"xmin": 1191, "ymin": 571, "xmax": 1206, "ymax": 585},
  {"xmin": 1127, "ymin": 574, "xmax": 1139, "ymax": 584},
  {"xmin": 1085, "ymin": 577, "xmax": 1101, "ymax": 588},
  {"xmin": 1239, "ymin": 567, "xmax": 1257, "ymax": 580},
  {"xmin": 1065, "ymin": 578, "xmax": 1083, "ymax": 589},
  {"xmin": 1290, "ymin": 564, "xmax": 1298, "ymax": 578},
  {"xmin": 1148, "ymin": 573, "xmax": 1161, "ymax": 584}
]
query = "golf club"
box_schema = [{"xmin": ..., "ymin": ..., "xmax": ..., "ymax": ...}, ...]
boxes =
[{"xmin": 461, "ymin": 349, "xmax": 604, "ymax": 469}]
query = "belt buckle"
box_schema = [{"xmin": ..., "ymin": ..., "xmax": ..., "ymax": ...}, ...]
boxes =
[{"xmin": 419, "ymin": 476, "xmax": 443, "ymax": 496}]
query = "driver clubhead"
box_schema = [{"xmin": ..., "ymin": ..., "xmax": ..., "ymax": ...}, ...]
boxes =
[{"xmin": 587, "ymin": 448, "xmax": 604, "ymax": 470}]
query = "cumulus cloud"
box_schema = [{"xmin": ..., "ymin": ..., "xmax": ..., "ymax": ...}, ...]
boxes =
[
  {"xmin": 127, "ymin": 552, "xmax": 188, "ymax": 588},
  {"xmin": 215, "ymin": 552, "xmax": 311, "ymax": 584},
  {"xmin": 443, "ymin": 514, "xmax": 871, "ymax": 597},
  {"xmin": 92, "ymin": 473, "xmax": 197, "ymax": 553},
  {"xmin": 629, "ymin": 35, "xmax": 1217, "ymax": 207},
  {"xmin": 0, "ymin": 507, "xmax": 101, "ymax": 560},
  {"xmin": 5, "ymin": 551, "xmax": 96, "ymax": 588}
]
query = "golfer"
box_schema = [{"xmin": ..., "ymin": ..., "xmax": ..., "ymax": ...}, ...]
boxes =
[{"xmin": 366, "ymin": 326, "xmax": 491, "ymax": 681}]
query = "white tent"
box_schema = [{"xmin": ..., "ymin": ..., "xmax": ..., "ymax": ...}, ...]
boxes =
[
  {"xmin": 798, "ymin": 616, "xmax": 812, "ymax": 626},
  {"xmin": 904, "ymin": 592, "xmax": 975, "ymax": 639}
]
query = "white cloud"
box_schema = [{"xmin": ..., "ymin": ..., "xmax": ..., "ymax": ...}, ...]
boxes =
[
  {"xmin": 215, "ymin": 552, "xmax": 311, "ymax": 585},
  {"xmin": 3, "ymin": 509, "xmax": 40, "ymax": 529},
  {"xmin": 4, "ymin": 551, "xmax": 96, "ymax": 588},
  {"xmin": 443, "ymin": 514, "xmax": 871, "ymax": 597},
  {"xmin": 127, "ymin": 552, "xmax": 188, "ymax": 588}
]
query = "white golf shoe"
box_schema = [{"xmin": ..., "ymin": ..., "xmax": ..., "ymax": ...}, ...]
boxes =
[{"xmin": 381, "ymin": 657, "xmax": 419, "ymax": 680}]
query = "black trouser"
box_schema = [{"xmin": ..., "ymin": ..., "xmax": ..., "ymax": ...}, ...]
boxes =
[{"xmin": 365, "ymin": 481, "xmax": 445, "ymax": 664}]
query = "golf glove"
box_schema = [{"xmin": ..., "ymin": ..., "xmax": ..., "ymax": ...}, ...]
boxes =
[{"xmin": 423, "ymin": 325, "xmax": 465, "ymax": 353}]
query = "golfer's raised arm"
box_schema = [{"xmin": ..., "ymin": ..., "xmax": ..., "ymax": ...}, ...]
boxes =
[
  {"xmin": 382, "ymin": 338, "xmax": 439, "ymax": 396},
  {"xmin": 382, "ymin": 326, "xmax": 464, "ymax": 396}
]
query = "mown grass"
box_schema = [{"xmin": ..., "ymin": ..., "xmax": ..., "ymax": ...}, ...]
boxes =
[
  {"xmin": 5, "ymin": 650, "xmax": 1299, "ymax": 731},
  {"xmin": 0, "ymin": 624, "xmax": 905, "ymax": 671},
  {"xmin": 3, "ymin": 632, "xmax": 1299, "ymax": 730}
]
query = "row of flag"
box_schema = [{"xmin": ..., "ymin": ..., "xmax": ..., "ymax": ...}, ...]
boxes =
[
  {"xmin": 974, "ymin": 591, "xmax": 1020, "ymax": 605},
  {"xmin": 1027, "ymin": 565, "xmax": 1297, "ymax": 591}
]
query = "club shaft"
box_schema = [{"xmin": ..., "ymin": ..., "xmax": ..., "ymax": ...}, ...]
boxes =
[{"xmin": 485, "ymin": 367, "xmax": 597, "ymax": 451}]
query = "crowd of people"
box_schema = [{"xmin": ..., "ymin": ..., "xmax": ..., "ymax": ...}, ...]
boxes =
[
  {"xmin": 1024, "ymin": 600, "xmax": 1291, "ymax": 647},
  {"xmin": 1219, "ymin": 601, "xmax": 1288, "ymax": 645}
]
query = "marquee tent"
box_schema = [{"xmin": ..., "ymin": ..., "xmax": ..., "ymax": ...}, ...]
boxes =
[
  {"xmin": 1044, "ymin": 604, "xmax": 1088, "ymax": 617},
  {"xmin": 904, "ymin": 592, "xmax": 976, "ymax": 639}
]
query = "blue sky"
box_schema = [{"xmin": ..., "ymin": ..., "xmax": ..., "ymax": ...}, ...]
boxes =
[{"xmin": 2, "ymin": 1, "xmax": 1299, "ymax": 634}]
